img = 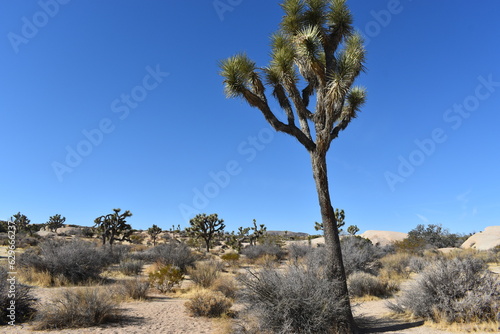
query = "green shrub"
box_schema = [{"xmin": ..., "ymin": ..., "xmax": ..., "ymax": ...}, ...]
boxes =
[
  {"xmin": 148, "ymin": 264, "xmax": 184, "ymax": 293},
  {"xmin": 185, "ymin": 289, "xmax": 232, "ymax": 317},
  {"xmin": 220, "ymin": 252, "xmax": 240, "ymax": 264},
  {"xmin": 34, "ymin": 287, "xmax": 119, "ymax": 329},
  {"xmin": 241, "ymin": 244, "xmax": 285, "ymax": 261}
]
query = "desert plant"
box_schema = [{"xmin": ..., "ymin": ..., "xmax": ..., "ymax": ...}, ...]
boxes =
[
  {"xmin": 288, "ymin": 243, "xmax": 312, "ymax": 263},
  {"xmin": 241, "ymin": 243, "xmax": 286, "ymax": 261},
  {"xmin": 211, "ymin": 275, "xmax": 238, "ymax": 299},
  {"xmin": 220, "ymin": 252, "xmax": 240, "ymax": 265},
  {"xmin": 186, "ymin": 213, "xmax": 225, "ymax": 252},
  {"xmin": 148, "ymin": 264, "xmax": 184, "ymax": 293},
  {"xmin": 187, "ymin": 260, "xmax": 223, "ymax": 288},
  {"xmin": 118, "ymin": 259, "xmax": 144, "ymax": 276},
  {"xmin": 120, "ymin": 278, "xmax": 149, "ymax": 300},
  {"xmin": 146, "ymin": 242, "xmax": 197, "ymax": 272},
  {"xmin": 185, "ymin": 289, "xmax": 232, "ymax": 317},
  {"xmin": 389, "ymin": 256, "xmax": 500, "ymax": 324},
  {"xmin": 147, "ymin": 224, "xmax": 162, "ymax": 246},
  {"xmin": 94, "ymin": 208, "xmax": 133, "ymax": 247},
  {"xmin": 34, "ymin": 287, "xmax": 119, "ymax": 329},
  {"xmin": 45, "ymin": 214, "xmax": 66, "ymax": 233},
  {"xmin": 347, "ymin": 271, "xmax": 397, "ymax": 298},
  {"xmin": 238, "ymin": 265, "xmax": 345, "ymax": 334},
  {"xmin": 0, "ymin": 267, "xmax": 37, "ymax": 325},
  {"xmin": 341, "ymin": 236, "xmax": 385, "ymax": 276},
  {"xmin": 19, "ymin": 239, "xmax": 108, "ymax": 284},
  {"xmin": 378, "ymin": 252, "xmax": 426, "ymax": 280}
]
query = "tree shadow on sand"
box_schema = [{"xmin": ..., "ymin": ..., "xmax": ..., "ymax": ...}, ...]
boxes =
[{"xmin": 357, "ymin": 315, "xmax": 425, "ymax": 333}]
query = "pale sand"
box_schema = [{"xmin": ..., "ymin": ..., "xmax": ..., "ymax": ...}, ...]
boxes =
[{"xmin": 4, "ymin": 288, "xmax": 215, "ymax": 334}]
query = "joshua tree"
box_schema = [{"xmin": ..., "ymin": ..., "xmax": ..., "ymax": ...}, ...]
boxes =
[
  {"xmin": 186, "ymin": 213, "xmax": 225, "ymax": 252},
  {"xmin": 147, "ymin": 224, "xmax": 162, "ymax": 246},
  {"xmin": 347, "ymin": 224, "xmax": 359, "ymax": 236},
  {"xmin": 220, "ymin": 1, "xmax": 366, "ymax": 331},
  {"xmin": 45, "ymin": 214, "xmax": 66, "ymax": 233},
  {"xmin": 93, "ymin": 208, "xmax": 133, "ymax": 247},
  {"xmin": 12, "ymin": 212, "xmax": 31, "ymax": 234},
  {"xmin": 314, "ymin": 208, "xmax": 346, "ymax": 232},
  {"xmin": 249, "ymin": 219, "xmax": 266, "ymax": 245}
]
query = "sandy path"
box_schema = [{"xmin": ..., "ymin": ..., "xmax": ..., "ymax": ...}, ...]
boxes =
[{"xmin": 4, "ymin": 289, "xmax": 215, "ymax": 334}]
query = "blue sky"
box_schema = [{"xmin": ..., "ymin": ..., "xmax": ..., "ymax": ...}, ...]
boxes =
[{"xmin": 1, "ymin": 0, "xmax": 499, "ymax": 235}]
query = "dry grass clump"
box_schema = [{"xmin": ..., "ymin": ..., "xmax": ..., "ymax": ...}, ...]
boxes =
[
  {"xmin": 241, "ymin": 244, "xmax": 286, "ymax": 262},
  {"xmin": 211, "ymin": 275, "xmax": 238, "ymax": 299},
  {"xmin": 389, "ymin": 256, "xmax": 500, "ymax": 326},
  {"xmin": 34, "ymin": 287, "xmax": 120, "ymax": 330},
  {"xmin": 118, "ymin": 259, "xmax": 144, "ymax": 276},
  {"xmin": 185, "ymin": 289, "xmax": 232, "ymax": 317},
  {"xmin": 120, "ymin": 278, "xmax": 149, "ymax": 300},
  {"xmin": 347, "ymin": 271, "xmax": 398, "ymax": 298},
  {"xmin": 378, "ymin": 252, "xmax": 427, "ymax": 281},
  {"xmin": 187, "ymin": 260, "xmax": 224, "ymax": 288}
]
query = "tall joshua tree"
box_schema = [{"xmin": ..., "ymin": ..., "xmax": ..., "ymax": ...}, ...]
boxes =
[{"xmin": 220, "ymin": 1, "xmax": 366, "ymax": 332}]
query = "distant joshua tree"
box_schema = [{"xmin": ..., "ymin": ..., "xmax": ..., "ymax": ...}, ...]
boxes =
[
  {"xmin": 147, "ymin": 224, "xmax": 162, "ymax": 246},
  {"xmin": 93, "ymin": 208, "xmax": 133, "ymax": 247},
  {"xmin": 186, "ymin": 213, "xmax": 225, "ymax": 252},
  {"xmin": 46, "ymin": 214, "xmax": 66, "ymax": 233}
]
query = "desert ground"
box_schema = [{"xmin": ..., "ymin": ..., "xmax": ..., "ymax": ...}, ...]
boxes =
[{"xmin": 1, "ymin": 227, "xmax": 499, "ymax": 334}]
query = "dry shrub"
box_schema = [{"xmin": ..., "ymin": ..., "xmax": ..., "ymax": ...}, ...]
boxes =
[
  {"xmin": 146, "ymin": 242, "xmax": 197, "ymax": 272},
  {"xmin": 34, "ymin": 287, "xmax": 120, "ymax": 330},
  {"xmin": 148, "ymin": 264, "xmax": 184, "ymax": 293},
  {"xmin": 389, "ymin": 256, "xmax": 500, "ymax": 324},
  {"xmin": 0, "ymin": 267, "xmax": 37, "ymax": 325},
  {"xmin": 119, "ymin": 259, "xmax": 144, "ymax": 276},
  {"xmin": 185, "ymin": 289, "xmax": 232, "ymax": 317},
  {"xmin": 187, "ymin": 260, "xmax": 223, "ymax": 288},
  {"xmin": 238, "ymin": 265, "xmax": 346, "ymax": 334},
  {"xmin": 348, "ymin": 271, "xmax": 398, "ymax": 298},
  {"xmin": 19, "ymin": 239, "xmax": 108, "ymax": 285},
  {"xmin": 120, "ymin": 278, "xmax": 149, "ymax": 300},
  {"xmin": 241, "ymin": 244, "xmax": 285, "ymax": 262},
  {"xmin": 211, "ymin": 275, "xmax": 238, "ymax": 299}
]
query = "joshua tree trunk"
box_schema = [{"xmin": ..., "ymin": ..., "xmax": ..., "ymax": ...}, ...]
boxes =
[{"xmin": 311, "ymin": 151, "xmax": 356, "ymax": 333}]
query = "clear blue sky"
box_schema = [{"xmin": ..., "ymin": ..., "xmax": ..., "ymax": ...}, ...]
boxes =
[{"xmin": 1, "ymin": 0, "xmax": 499, "ymax": 235}]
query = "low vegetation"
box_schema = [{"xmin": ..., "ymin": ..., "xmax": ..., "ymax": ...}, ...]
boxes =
[
  {"xmin": 34, "ymin": 287, "xmax": 119, "ymax": 330},
  {"xmin": 389, "ymin": 256, "xmax": 500, "ymax": 324}
]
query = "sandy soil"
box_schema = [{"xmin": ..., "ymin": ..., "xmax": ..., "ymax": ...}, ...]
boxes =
[
  {"xmin": 4, "ymin": 288, "xmax": 215, "ymax": 334},
  {"xmin": 4, "ymin": 284, "xmax": 496, "ymax": 334}
]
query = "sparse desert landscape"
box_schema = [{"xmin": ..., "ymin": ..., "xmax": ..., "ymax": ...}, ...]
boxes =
[{"xmin": 1, "ymin": 223, "xmax": 499, "ymax": 334}]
